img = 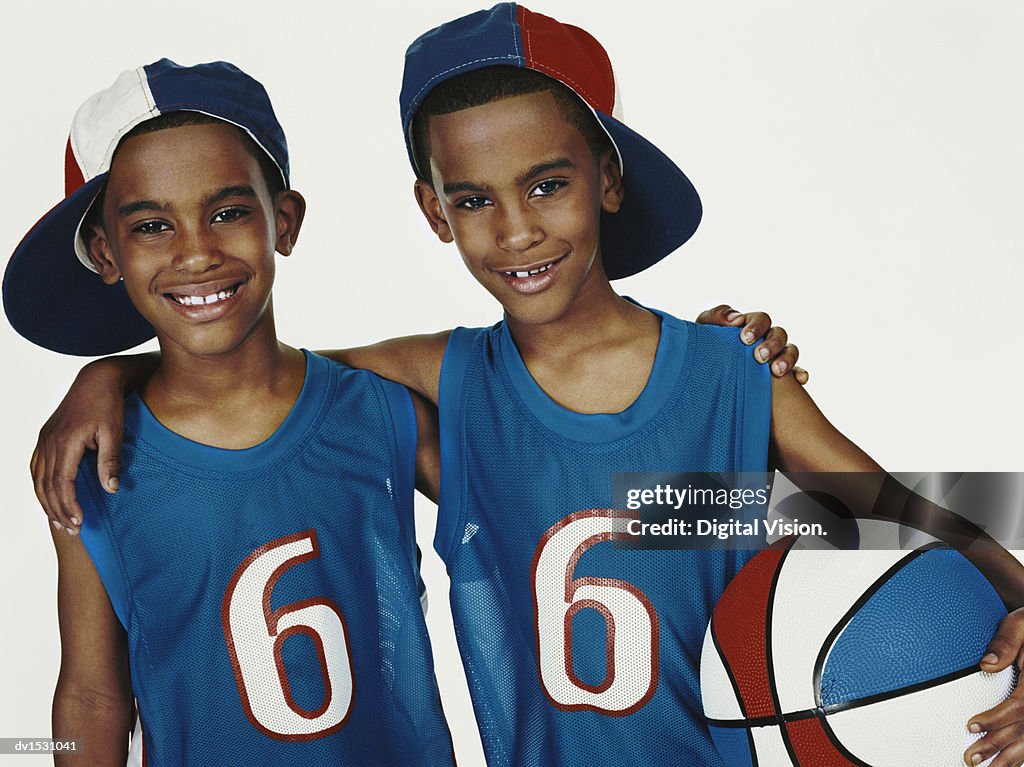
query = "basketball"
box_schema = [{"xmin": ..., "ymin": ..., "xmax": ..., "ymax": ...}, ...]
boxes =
[{"xmin": 700, "ymin": 523, "xmax": 1016, "ymax": 766}]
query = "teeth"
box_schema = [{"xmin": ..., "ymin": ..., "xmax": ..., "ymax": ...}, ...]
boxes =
[
  {"xmin": 173, "ymin": 286, "xmax": 236, "ymax": 306},
  {"xmin": 507, "ymin": 262, "xmax": 554, "ymax": 278}
]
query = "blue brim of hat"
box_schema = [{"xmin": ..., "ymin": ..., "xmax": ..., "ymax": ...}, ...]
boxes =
[
  {"xmin": 596, "ymin": 112, "xmax": 702, "ymax": 280},
  {"xmin": 3, "ymin": 175, "xmax": 155, "ymax": 356}
]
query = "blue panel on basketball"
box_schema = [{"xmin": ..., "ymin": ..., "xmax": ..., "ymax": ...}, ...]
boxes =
[
  {"xmin": 821, "ymin": 548, "xmax": 1005, "ymax": 706},
  {"xmin": 707, "ymin": 725, "xmax": 754, "ymax": 767}
]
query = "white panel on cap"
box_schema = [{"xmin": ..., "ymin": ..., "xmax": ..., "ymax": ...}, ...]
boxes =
[
  {"xmin": 824, "ymin": 667, "xmax": 1014, "ymax": 766},
  {"xmin": 750, "ymin": 724, "xmax": 795, "ymax": 765},
  {"xmin": 700, "ymin": 623, "xmax": 744, "ymax": 719},
  {"xmin": 71, "ymin": 64, "xmax": 159, "ymax": 274},
  {"xmin": 768, "ymin": 532, "xmax": 915, "ymax": 714},
  {"xmin": 70, "ymin": 65, "xmax": 159, "ymax": 181}
]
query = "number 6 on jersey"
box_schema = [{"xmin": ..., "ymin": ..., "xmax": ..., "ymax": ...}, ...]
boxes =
[
  {"xmin": 223, "ymin": 530, "xmax": 354, "ymax": 739},
  {"xmin": 532, "ymin": 510, "xmax": 659, "ymax": 716}
]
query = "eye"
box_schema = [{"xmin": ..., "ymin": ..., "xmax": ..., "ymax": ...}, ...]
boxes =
[
  {"xmin": 131, "ymin": 220, "xmax": 171, "ymax": 236},
  {"xmin": 455, "ymin": 195, "xmax": 492, "ymax": 211},
  {"xmin": 530, "ymin": 179, "xmax": 566, "ymax": 198},
  {"xmin": 212, "ymin": 207, "xmax": 250, "ymax": 224}
]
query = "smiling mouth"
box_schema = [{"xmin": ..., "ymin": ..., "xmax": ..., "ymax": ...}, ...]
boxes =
[
  {"xmin": 499, "ymin": 254, "xmax": 567, "ymax": 278},
  {"xmin": 166, "ymin": 283, "xmax": 242, "ymax": 306},
  {"xmin": 504, "ymin": 262, "xmax": 555, "ymax": 278}
]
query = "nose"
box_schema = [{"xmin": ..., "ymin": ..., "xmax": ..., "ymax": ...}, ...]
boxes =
[
  {"xmin": 171, "ymin": 223, "xmax": 222, "ymax": 273},
  {"xmin": 496, "ymin": 200, "xmax": 543, "ymax": 253}
]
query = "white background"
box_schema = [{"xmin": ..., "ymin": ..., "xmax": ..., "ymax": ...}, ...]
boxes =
[{"xmin": 1, "ymin": 1, "xmax": 1021, "ymax": 764}]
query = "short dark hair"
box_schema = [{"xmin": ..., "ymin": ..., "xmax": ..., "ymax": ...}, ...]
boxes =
[
  {"xmin": 410, "ymin": 66, "xmax": 613, "ymax": 182},
  {"xmin": 85, "ymin": 111, "xmax": 286, "ymax": 229}
]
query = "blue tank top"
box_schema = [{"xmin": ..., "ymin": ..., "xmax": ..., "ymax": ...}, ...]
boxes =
[
  {"xmin": 436, "ymin": 311, "xmax": 771, "ymax": 766},
  {"xmin": 77, "ymin": 351, "xmax": 454, "ymax": 766}
]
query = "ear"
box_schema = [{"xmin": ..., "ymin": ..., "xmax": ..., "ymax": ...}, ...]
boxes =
[
  {"xmin": 85, "ymin": 225, "xmax": 123, "ymax": 285},
  {"xmin": 599, "ymin": 149, "xmax": 624, "ymax": 214},
  {"xmin": 414, "ymin": 179, "xmax": 454, "ymax": 244},
  {"xmin": 273, "ymin": 190, "xmax": 306, "ymax": 256}
]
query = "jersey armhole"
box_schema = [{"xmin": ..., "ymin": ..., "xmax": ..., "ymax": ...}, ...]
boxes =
[
  {"xmin": 435, "ymin": 326, "xmax": 478, "ymax": 565},
  {"xmin": 76, "ymin": 463, "xmax": 130, "ymax": 630},
  {"xmin": 376, "ymin": 378, "xmax": 417, "ymax": 521},
  {"xmin": 738, "ymin": 343, "xmax": 772, "ymax": 472}
]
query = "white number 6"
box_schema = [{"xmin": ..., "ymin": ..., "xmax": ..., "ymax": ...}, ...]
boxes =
[
  {"xmin": 532, "ymin": 510, "xmax": 659, "ymax": 716},
  {"xmin": 222, "ymin": 530, "xmax": 354, "ymax": 739}
]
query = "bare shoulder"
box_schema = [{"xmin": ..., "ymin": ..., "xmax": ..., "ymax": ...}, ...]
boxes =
[
  {"xmin": 316, "ymin": 330, "xmax": 451, "ymax": 404},
  {"xmin": 770, "ymin": 374, "xmax": 879, "ymax": 472}
]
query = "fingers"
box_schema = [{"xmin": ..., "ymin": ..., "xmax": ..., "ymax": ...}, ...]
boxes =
[
  {"xmin": 739, "ymin": 311, "xmax": 772, "ymax": 346},
  {"xmin": 695, "ymin": 304, "xmax": 746, "ymax": 327},
  {"xmin": 963, "ymin": 612, "xmax": 1024, "ymax": 765},
  {"xmin": 752, "ymin": 326, "xmax": 788, "ymax": 366},
  {"xmin": 95, "ymin": 424, "xmax": 122, "ymax": 495},
  {"xmin": 964, "ymin": 687, "xmax": 1024, "ymax": 766},
  {"xmin": 982, "ymin": 610, "xmax": 1024, "ymax": 673},
  {"xmin": 52, "ymin": 441, "xmax": 86, "ymax": 535},
  {"xmin": 31, "ymin": 422, "xmax": 85, "ymax": 534},
  {"xmin": 766, "ymin": 342, "xmax": 800, "ymax": 378},
  {"xmin": 30, "ymin": 440, "xmax": 56, "ymax": 527},
  {"xmin": 793, "ymin": 366, "xmax": 809, "ymax": 386}
]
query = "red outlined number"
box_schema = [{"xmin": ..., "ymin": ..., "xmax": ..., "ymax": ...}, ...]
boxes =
[
  {"xmin": 222, "ymin": 530, "xmax": 354, "ymax": 740},
  {"xmin": 532, "ymin": 510, "xmax": 659, "ymax": 716}
]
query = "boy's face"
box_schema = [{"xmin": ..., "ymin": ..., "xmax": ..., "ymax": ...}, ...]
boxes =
[
  {"xmin": 415, "ymin": 90, "xmax": 623, "ymax": 326},
  {"xmin": 87, "ymin": 122, "xmax": 303, "ymax": 358}
]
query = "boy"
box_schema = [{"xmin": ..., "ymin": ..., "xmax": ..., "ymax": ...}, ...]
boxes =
[
  {"xmin": 389, "ymin": 7, "xmax": 1024, "ymax": 767},
  {"xmin": 24, "ymin": 9, "xmax": 1013, "ymax": 767},
  {"xmin": 4, "ymin": 60, "xmax": 454, "ymax": 765}
]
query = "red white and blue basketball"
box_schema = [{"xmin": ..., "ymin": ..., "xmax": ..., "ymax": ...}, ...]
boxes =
[{"xmin": 700, "ymin": 525, "xmax": 1016, "ymax": 765}]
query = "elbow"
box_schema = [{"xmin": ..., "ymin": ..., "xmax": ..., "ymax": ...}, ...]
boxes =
[{"xmin": 53, "ymin": 678, "xmax": 132, "ymax": 739}]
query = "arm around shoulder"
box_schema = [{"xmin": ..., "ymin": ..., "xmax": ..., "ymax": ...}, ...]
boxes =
[
  {"xmin": 50, "ymin": 529, "xmax": 132, "ymax": 765},
  {"xmin": 32, "ymin": 352, "xmax": 158, "ymax": 532},
  {"xmin": 317, "ymin": 331, "xmax": 450, "ymax": 405}
]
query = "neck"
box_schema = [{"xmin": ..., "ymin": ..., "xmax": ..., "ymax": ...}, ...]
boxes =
[
  {"xmin": 504, "ymin": 260, "xmax": 651, "ymax": 361},
  {"xmin": 142, "ymin": 307, "xmax": 307, "ymax": 448},
  {"xmin": 501, "ymin": 258, "xmax": 663, "ymax": 414}
]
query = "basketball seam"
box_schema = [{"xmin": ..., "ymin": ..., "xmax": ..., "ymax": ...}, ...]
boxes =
[
  {"xmin": 706, "ymin": 660, "xmax": 985, "ymax": 727},
  {"xmin": 812, "ymin": 542, "xmax": 947, "ymax": 709}
]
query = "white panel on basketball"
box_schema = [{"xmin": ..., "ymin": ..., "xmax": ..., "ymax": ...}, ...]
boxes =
[
  {"xmin": 824, "ymin": 667, "xmax": 1014, "ymax": 766},
  {"xmin": 769, "ymin": 546, "xmax": 913, "ymax": 713},
  {"xmin": 750, "ymin": 723, "xmax": 795, "ymax": 765},
  {"xmin": 700, "ymin": 624, "xmax": 744, "ymax": 719}
]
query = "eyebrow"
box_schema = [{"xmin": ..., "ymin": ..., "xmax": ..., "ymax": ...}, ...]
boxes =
[
  {"xmin": 116, "ymin": 185, "xmax": 258, "ymax": 218},
  {"xmin": 442, "ymin": 180, "xmax": 487, "ymax": 196},
  {"xmin": 442, "ymin": 159, "xmax": 575, "ymax": 198},
  {"xmin": 516, "ymin": 158, "xmax": 574, "ymax": 186}
]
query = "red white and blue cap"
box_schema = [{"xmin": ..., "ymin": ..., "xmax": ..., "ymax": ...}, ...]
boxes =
[
  {"xmin": 400, "ymin": 3, "xmax": 702, "ymax": 281},
  {"xmin": 3, "ymin": 59, "xmax": 289, "ymax": 356}
]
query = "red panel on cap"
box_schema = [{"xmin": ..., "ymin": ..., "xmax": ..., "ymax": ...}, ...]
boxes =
[
  {"xmin": 517, "ymin": 5, "xmax": 615, "ymax": 115},
  {"xmin": 64, "ymin": 137, "xmax": 85, "ymax": 197}
]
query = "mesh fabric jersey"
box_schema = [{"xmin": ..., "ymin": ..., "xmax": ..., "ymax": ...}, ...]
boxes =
[
  {"xmin": 77, "ymin": 351, "xmax": 454, "ymax": 766},
  {"xmin": 436, "ymin": 311, "xmax": 771, "ymax": 766}
]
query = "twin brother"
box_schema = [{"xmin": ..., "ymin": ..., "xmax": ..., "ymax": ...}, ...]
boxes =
[{"xmin": 6, "ymin": 4, "xmax": 1024, "ymax": 766}]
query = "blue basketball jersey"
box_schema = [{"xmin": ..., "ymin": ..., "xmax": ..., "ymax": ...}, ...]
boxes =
[
  {"xmin": 436, "ymin": 311, "xmax": 771, "ymax": 766},
  {"xmin": 77, "ymin": 351, "xmax": 454, "ymax": 767}
]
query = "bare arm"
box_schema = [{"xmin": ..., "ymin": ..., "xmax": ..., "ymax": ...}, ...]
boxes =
[
  {"xmin": 410, "ymin": 390, "xmax": 441, "ymax": 504},
  {"xmin": 32, "ymin": 334, "xmax": 450, "ymax": 534},
  {"xmin": 50, "ymin": 528, "xmax": 132, "ymax": 766},
  {"xmin": 317, "ymin": 331, "xmax": 450, "ymax": 404},
  {"xmin": 31, "ymin": 353, "xmax": 158, "ymax": 532},
  {"xmin": 769, "ymin": 373, "xmax": 1024, "ymax": 604}
]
